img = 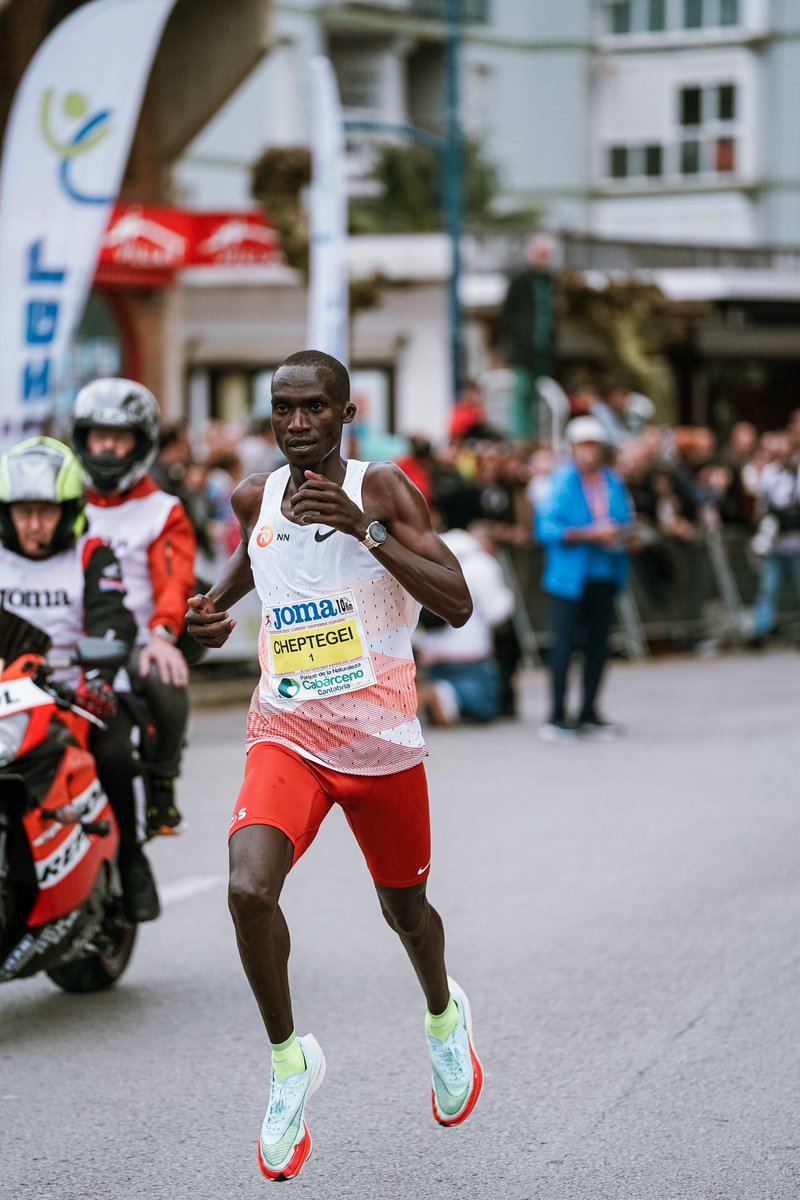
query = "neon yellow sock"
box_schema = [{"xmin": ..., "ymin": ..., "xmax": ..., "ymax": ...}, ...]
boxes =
[
  {"xmin": 425, "ymin": 996, "xmax": 459, "ymax": 1042},
  {"xmin": 271, "ymin": 1032, "xmax": 306, "ymax": 1082}
]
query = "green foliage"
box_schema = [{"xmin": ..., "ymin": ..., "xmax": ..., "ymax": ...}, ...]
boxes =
[
  {"xmin": 250, "ymin": 146, "xmax": 311, "ymax": 271},
  {"xmin": 349, "ymin": 138, "xmax": 505, "ymax": 234},
  {"xmin": 561, "ymin": 273, "xmax": 685, "ymax": 419}
]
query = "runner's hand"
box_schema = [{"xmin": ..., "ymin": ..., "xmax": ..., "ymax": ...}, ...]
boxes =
[
  {"xmin": 140, "ymin": 635, "xmax": 190, "ymax": 686},
  {"xmin": 185, "ymin": 594, "xmax": 237, "ymax": 649},
  {"xmin": 290, "ymin": 471, "xmax": 367, "ymax": 538}
]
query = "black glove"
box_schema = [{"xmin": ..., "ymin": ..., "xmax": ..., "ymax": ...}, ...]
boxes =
[{"xmin": 75, "ymin": 678, "xmax": 117, "ymax": 721}]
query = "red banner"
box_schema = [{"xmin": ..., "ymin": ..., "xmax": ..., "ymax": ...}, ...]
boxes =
[{"xmin": 96, "ymin": 205, "xmax": 283, "ymax": 286}]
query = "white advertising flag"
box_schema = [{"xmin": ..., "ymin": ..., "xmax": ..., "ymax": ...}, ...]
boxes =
[
  {"xmin": 0, "ymin": 0, "xmax": 178, "ymax": 446},
  {"xmin": 306, "ymin": 57, "xmax": 349, "ymax": 368}
]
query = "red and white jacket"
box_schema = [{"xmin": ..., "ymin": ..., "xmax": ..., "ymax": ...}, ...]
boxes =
[{"xmin": 86, "ymin": 477, "xmax": 196, "ymax": 645}]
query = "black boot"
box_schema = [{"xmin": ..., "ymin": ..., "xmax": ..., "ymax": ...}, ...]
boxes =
[
  {"xmin": 119, "ymin": 846, "xmax": 161, "ymax": 923},
  {"xmin": 147, "ymin": 777, "xmax": 184, "ymax": 836}
]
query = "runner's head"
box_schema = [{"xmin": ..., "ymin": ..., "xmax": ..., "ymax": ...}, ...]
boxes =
[
  {"xmin": 270, "ymin": 350, "xmax": 356, "ymax": 468},
  {"xmin": 0, "ymin": 437, "xmax": 87, "ymax": 559},
  {"xmin": 72, "ymin": 377, "xmax": 160, "ymax": 495}
]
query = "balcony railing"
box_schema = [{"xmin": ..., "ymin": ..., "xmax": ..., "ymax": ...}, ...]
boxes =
[
  {"xmin": 411, "ymin": 0, "xmax": 489, "ymax": 21},
  {"xmin": 325, "ymin": 0, "xmax": 489, "ymax": 23}
]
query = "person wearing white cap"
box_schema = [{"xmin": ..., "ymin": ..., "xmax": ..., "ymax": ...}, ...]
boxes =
[{"xmin": 535, "ymin": 417, "xmax": 634, "ymax": 741}]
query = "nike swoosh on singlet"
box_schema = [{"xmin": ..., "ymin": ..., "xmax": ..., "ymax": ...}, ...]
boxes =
[{"xmin": 314, "ymin": 529, "xmax": 336, "ymax": 542}]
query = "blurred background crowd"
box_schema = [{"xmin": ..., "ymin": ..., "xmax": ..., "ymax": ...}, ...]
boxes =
[{"xmin": 145, "ymin": 372, "xmax": 800, "ymax": 732}]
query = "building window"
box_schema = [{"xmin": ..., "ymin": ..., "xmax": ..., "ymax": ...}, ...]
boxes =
[
  {"xmin": 715, "ymin": 137, "xmax": 736, "ymax": 172},
  {"xmin": 645, "ymin": 144, "xmax": 663, "ymax": 176},
  {"xmin": 682, "ymin": 0, "xmax": 739, "ymax": 28},
  {"xmin": 677, "ymin": 81, "xmax": 739, "ymax": 177},
  {"xmin": 610, "ymin": 146, "xmax": 628, "ymax": 177},
  {"xmin": 680, "ymin": 140, "xmax": 701, "ymax": 174},
  {"xmin": 335, "ymin": 62, "xmax": 383, "ymax": 111},
  {"xmin": 684, "ymin": 0, "xmax": 703, "ymax": 28},
  {"xmin": 718, "ymin": 83, "xmax": 736, "ymax": 120},
  {"xmin": 607, "ymin": 143, "xmax": 663, "ymax": 180},
  {"xmin": 648, "ymin": 0, "xmax": 667, "ymax": 30},
  {"xmin": 608, "ymin": 0, "xmax": 666, "ymax": 33},
  {"xmin": 611, "ymin": 1, "xmax": 632, "ymax": 34},
  {"xmin": 680, "ymin": 87, "xmax": 702, "ymax": 126}
]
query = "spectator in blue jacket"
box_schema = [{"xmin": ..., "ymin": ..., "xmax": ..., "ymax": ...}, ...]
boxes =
[{"xmin": 536, "ymin": 417, "xmax": 634, "ymax": 742}]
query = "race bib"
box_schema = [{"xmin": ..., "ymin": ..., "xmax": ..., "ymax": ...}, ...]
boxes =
[{"xmin": 264, "ymin": 590, "xmax": 375, "ymax": 700}]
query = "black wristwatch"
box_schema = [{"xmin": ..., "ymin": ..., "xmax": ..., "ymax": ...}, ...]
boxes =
[{"xmin": 360, "ymin": 520, "xmax": 388, "ymax": 550}]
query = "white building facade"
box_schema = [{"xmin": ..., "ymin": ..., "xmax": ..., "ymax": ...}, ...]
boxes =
[{"xmin": 164, "ymin": 0, "xmax": 800, "ymax": 436}]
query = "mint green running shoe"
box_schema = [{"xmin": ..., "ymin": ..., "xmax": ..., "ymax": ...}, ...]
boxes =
[
  {"xmin": 427, "ymin": 977, "xmax": 484, "ymax": 1126},
  {"xmin": 258, "ymin": 1034, "xmax": 326, "ymax": 1180}
]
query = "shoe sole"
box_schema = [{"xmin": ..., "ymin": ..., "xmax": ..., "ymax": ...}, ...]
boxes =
[
  {"xmin": 432, "ymin": 977, "xmax": 484, "ymax": 1128},
  {"xmin": 258, "ymin": 1034, "xmax": 326, "ymax": 1181}
]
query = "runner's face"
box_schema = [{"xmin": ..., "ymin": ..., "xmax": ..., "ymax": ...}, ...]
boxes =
[
  {"xmin": 271, "ymin": 366, "xmax": 352, "ymax": 469},
  {"xmin": 10, "ymin": 501, "xmax": 62, "ymax": 558}
]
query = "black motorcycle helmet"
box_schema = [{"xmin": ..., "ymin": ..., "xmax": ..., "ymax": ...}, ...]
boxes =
[{"xmin": 72, "ymin": 377, "xmax": 160, "ymax": 494}]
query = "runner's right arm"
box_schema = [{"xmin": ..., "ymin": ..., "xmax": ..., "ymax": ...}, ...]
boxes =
[{"xmin": 185, "ymin": 475, "xmax": 263, "ymax": 648}]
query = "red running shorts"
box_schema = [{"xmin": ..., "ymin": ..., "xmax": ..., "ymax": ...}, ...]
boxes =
[{"xmin": 229, "ymin": 742, "xmax": 431, "ymax": 888}]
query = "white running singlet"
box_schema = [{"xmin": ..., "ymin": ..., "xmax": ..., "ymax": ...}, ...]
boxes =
[{"xmin": 246, "ymin": 461, "xmax": 427, "ymax": 775}]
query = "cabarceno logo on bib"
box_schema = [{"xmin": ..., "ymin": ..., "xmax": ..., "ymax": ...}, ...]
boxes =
[{"xmin": 277, "ymin": 678, "xmax": 301, "ymax": 699}]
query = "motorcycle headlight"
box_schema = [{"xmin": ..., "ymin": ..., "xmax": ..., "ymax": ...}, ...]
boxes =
[{"xmin": 0, "ymin": 713, "xmax": 31, "ymax": 767}]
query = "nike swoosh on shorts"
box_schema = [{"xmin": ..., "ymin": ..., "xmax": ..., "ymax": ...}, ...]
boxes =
[{"xmin": 314, "ymin": 529, "xmax": 336, "ymax": 542}]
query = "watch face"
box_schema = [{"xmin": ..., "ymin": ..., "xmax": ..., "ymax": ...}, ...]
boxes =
[{"xmin": 369, "ymin": 521, "xmax": 388, "ymax": 544}]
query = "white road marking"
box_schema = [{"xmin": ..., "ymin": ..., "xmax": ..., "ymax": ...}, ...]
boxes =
[{"xmin": 160, "ymin": 875, "xmax": 223, "ymax": 906}]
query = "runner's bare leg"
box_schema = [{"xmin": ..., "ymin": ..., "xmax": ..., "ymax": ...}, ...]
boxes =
[
  {"xmin": 229, "ymin": 825, "xmax": 296, "ymax": 1044},
  {"xmin": 376, "ymin": 881, "xmax": 450, "ymax": 1015}
]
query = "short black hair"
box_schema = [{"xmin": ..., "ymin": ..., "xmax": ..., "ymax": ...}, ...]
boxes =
[{"xmin": 274, "ymin": 350, "xmax": 350, "ymax": 407}]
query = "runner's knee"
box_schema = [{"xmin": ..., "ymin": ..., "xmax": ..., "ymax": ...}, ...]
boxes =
[
  {"xmin": 378, "ymin": 887, "xmax": 429, "ymax": 939},
  {"xmin": 228, "ymin": 868, "xmax": 281, "ymax": 927}
]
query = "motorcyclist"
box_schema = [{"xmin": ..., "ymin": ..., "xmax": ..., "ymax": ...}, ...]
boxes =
[
  {"xmin": 0, "ymin": 436, "xmax": 160, "ymax": 922},
  {"xmin": 71, "ymin": 377, "xmax": 196, "ymax": 835}
]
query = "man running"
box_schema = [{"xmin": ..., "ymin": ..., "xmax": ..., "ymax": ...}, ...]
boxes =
[{"xmin": 186, "ymin": 350, "xmax": 484, "ymax": 1181}]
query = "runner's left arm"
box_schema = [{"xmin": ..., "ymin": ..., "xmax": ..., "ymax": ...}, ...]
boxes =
[
  {"xmin": 185, "ymin": 475, "xmax": 261, "ymax": 647},
  {"xmin": 291, "ymin": 464, "xmax": 473, "ymax": 627}
]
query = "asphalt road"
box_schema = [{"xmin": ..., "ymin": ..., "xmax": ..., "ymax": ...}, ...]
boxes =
[{"xmin": 2, "ymin": 650, "xmax": 799, "ymax": 1200}]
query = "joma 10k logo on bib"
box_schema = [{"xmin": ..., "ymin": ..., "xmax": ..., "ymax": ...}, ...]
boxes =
[{"xmin": 266, "ymin": 594, "xmax": 355, "ymax": 632}]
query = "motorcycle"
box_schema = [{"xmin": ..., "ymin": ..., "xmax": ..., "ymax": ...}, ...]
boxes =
[{"xmin": 0, "ymin": 607, "xmax": 135, "ymax": 993}]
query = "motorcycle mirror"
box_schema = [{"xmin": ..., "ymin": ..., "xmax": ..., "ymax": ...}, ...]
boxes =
[{"xmin": 75, "ymin": 637, "xmax": 130, "ymax": 670}]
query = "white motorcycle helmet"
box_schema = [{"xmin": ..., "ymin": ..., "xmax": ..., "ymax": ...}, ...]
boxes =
[{"xmin": 72, "ymin": 377, "xmax": 160, "ymax": 494}]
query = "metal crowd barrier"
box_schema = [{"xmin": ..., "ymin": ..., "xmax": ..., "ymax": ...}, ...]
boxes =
[{"xmin": 500, "ymin": 528, "xmax": 800, "ymax": 662}]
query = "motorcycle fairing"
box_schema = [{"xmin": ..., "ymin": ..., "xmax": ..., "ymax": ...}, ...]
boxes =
[
  {"xmin": 0, "ymin": 905, "xmax": 89, "ymax": 981},
  {"xmin": 25, "ymin": 745, "xmax": 118, "ymax": 926}
]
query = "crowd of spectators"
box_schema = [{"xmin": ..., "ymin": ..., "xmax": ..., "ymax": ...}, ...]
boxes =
[{"xmin": 151, "ymin": 379, "xmax": 800, "ymax": 729}]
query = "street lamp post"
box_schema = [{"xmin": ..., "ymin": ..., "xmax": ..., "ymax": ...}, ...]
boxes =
[
  {"xmin": 344, "ymin": 0, "xmax": 465, "ymax": 404},
  {"xmin": 444, "ymin": 0, "xmax": 464, "ymax": 402}
]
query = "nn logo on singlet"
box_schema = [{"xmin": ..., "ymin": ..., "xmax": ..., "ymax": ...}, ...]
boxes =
[{"xmin": 265, "ymin": 593, "xmax": 355, "ymax": 632}]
